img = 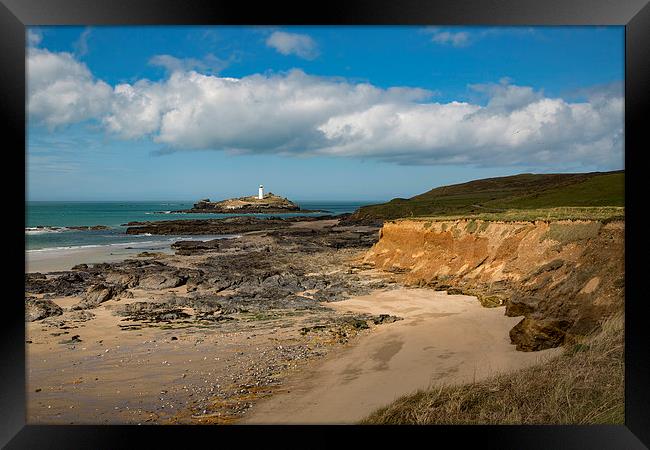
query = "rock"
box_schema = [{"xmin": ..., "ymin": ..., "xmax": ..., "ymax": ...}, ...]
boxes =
[
  {"xmin": 344, "ymin": 318, "xmax": 370, "ymax": 330},
  {"xmin": 172, "ymin": 240, "xmax": 222, "ymax": 255},
  {"xmin": 25, "ymin": 298, "xmax": 63, "ymax": 322},
  {"xmin": 371, "ymin": 314, "xmax": 403, "ymax": 325},
  {"xmin": 60, "ymin": 334, "xmax": 82, "ymax": 344},
  {"xmin": 505, "ymin": 295, "xmax": 538, "ymax": 317},
  {"xmin": 111, "ymin": 302, "xmax": 192, "ymax": 323},
  {"xmin": 531, "ymin": 259, "xmax": 565, "ymax": 276},
  {"xmin": 26, "ymin": 271, "xmax": 95, "ymax": 297},
  {"xmin": 104, "ymin": 271, "xmax": 138, "ymax": 288},
  {"xmin": 72, "ymin": 283, "xmax": 122, "ymax": 309},
  {"xmin": 509, "ymin": 317, "xmax": 573, "ymax": 351},
  {"xmin": 138, "ymin": 272, "xmax": 186, "ymax": 290},
  {"xmin": 476, "ymin": 293, "xmax": 506, "ymax": 308},
  {"xmin": 126, "ymin": 217, "xmax": 290, "ymax": 236},
  {"xmin": 26, "ymin": 272, "xmax": 47, "ymax": 280},
  {"xmin": 180, "ymin": 193, "xmax": 305, "ymax": 214},
  {"xmin": 137, "ymin": 252, "xmax": 165, "ymax": 258},
  {"xmin": 85, "ymin": 283, "xmax": 117, "ymax": 304}
]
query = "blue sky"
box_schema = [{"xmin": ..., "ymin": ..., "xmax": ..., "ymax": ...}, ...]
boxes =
[{"xmin": 27, "ymin": 26, "xmax": 624, "ymax": 201}]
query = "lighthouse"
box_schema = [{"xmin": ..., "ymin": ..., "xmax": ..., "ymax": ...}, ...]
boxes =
[{"xmin": 258, "ymin": 185, "xmax": 264, "ymax": 200}]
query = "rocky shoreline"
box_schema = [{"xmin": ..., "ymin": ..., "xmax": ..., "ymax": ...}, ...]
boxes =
[
  {"xmin": 25, "ymin": 215, "xmax": 402, "ymax": 423},
  {"xmin": 24, "ymin": 213, "xmax": 599, "ymax": 424},
  {"xmin": 122, "ymin": 215, "xmax": 343, "ymax": 235}
]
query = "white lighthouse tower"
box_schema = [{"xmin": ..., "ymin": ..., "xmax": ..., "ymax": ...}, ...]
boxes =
[{"xmin": 258, "ymin": 184, "xmax": 264, "ymax": 200}]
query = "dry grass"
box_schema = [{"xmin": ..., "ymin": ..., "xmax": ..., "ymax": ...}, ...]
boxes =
[
  {"xmin": 361, "ymin": 313, "xmax": 624, "ymax": 425},
  {"xmin": 407, "ymin": 206, "xmax": 624, "ymax": 224}
]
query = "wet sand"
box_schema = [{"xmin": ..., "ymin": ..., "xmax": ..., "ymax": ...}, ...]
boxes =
[
  {"xmin": 243, "ymin": 288, "xmax": 561, "ymax": 424},
  {"xmin": 26, "ymin": 290, "xmax": 345, "ymax": 424},
  {"xmin": 26, "ymin": 245, "xmax": 174, "ymax": 274},
  {"xmin": 26, "ymin": 235, "xmax": 236, "ymax": 273}
]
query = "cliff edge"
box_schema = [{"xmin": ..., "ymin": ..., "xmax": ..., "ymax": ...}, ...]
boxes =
[{"xmin": 362, "ymin": 216, "xmax": 624, "ymax": 351}]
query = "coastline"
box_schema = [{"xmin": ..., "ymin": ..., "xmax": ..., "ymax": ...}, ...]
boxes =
[
  {"xmin": 26, "ymin": 235, "xmax": 238, "ymax": 273},
  {"xmin": 25, "ymin": 215, "xmax": 565, "ymax": 424},
  {"xmin": 26, "ymin": 243, "xmax": 175, "ymax": 274}
]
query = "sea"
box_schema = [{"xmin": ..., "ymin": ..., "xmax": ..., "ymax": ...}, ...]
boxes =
[{"xmin": 26, "ymin": 201, "xmax": 371, "ymax": 252}]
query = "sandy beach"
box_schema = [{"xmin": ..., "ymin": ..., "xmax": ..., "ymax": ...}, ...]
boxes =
[
  {"xmin": 27, "ymin": 285, "xmax": 559, "ymax": 425},
  {"xmin": 26, "ymin": 244, "xmax": 174, "ymax": 274},
  {"xmin": 25, "ymin": 216, "xmax": 566, "ymax": 425},
  {"xmin": 243, "ymin": 288, "xmax": 560, "ymax": 424}
]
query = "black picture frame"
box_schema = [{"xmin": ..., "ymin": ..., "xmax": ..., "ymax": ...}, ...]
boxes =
[{"xmin": 3, "ymin": 0, "xmax": 649, "ymax": 447}]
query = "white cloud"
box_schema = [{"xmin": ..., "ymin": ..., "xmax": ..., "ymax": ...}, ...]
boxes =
[
  {"xmin": 104, "ymin": 69, "xmax": 432, "ymax": 150},
  {"xmin": 74, "ymin": 28, "xmax": 92, "ymax": 56},
  {"xmin": 468, "ymin": 80, "xmax": 543, "ymax": 113},
  {"xmin": 27, "ymin": 29, "xmax": 42, "ymax": 47},
  {"xmin": 424, "ymin": 27, "xmax": 538, "ymax": 48},
  {"xmin": 27, "ymin": 48, "xmax": 112, "ymax": 128},
  {"xmin": 265, "ymin": 31, "xmax": 319, "ymax": 59},
  {"xmin": 425, "ymin": 27, "xmax": 471, "ymax": 47},
  {"xmin": 27, "ymin": 49, "xmax": 624, "ymax": 170},
  {"xmin": 149, "ymin": 53, "xmax": 230, "ymax": 75}
]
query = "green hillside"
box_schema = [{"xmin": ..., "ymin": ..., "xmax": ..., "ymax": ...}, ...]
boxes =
[{"xmin": 348, "ymin": 171, "xmax": 624, "ymax": 222}]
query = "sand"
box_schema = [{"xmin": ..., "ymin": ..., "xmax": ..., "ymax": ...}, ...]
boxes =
[
  {"xmin": 26, "ymin": 245, "xmax": 175, "ymax": 273},
  {"xmin": 26, "ymin": 288, "xmax": 374, "ymax": 424},
  {"xmin": 243, "ymin": 288, "xmax": 561, "ymax": 424}
]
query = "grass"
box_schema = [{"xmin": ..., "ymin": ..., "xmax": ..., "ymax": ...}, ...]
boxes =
[
  {"xmin": 404, "ymin": 207, "xmax": 624, "ymax": 224},
  {"xmin": 491, "ymin": 172, "xmax": 625, "ymax": 209},
  {"xmin": 361, "ymin": 313, "xmax": 624, "ymax": 425},
  {"xmin": 541, "ymin": 222, "xmax": 603, "ymax": 244},
  {"xmin": 351, "ymin": 171, "xmax": 624, "ymax": 222}
]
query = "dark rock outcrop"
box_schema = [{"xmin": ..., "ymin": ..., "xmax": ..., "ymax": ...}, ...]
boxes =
[
  {"xmin": 125, "ymin": 216, "xmax": 290, "ymax": 235},
  {"xmin": 25, "ymin": 298, "xmax": 63, "ymax": 322},
  {"xmin": 138, "ymin": 272, "xmax": 187, "ymax": 290},
  {"xmin": 509, "ymin": 317, "xmax": 573, "ymax": 351},
  {"xmin": 72, "ymin": 283, "xmax": 125, "ymax": 310}
]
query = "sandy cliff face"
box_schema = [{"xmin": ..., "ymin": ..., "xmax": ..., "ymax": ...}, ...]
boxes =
[{"xmin": 362, "ymin": 219, "xmax": 624, "ymax": 351}]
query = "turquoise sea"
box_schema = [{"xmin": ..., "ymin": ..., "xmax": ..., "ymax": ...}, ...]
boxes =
[{"xmin": 25, "ymin": 201, "xmax": 370, "ymax": 251}]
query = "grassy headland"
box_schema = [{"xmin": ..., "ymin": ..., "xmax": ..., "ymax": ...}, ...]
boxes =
[{"xmin": 348, "ymin": 170, "xmax": 624, "ymax": 223}]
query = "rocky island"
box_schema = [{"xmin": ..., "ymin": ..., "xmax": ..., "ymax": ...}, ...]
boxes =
[{"xmin": 173, "ymin": 189, "xmax": 325, "ymax": 214}]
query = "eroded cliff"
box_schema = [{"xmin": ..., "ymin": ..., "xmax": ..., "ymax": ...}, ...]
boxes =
[{"xmin": 362, "ymin": 218, "xmax": 624, "ymax": 351}]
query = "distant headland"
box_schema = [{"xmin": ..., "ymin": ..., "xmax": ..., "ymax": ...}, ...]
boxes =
[{"xmin": 171, "ymin": 185, "xmax": 327, "ymax": 214}]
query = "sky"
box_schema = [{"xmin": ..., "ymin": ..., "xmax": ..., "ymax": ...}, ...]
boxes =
[{"xmin": 26, "ymin": 26, "xmax": 624, "ymax": 201}]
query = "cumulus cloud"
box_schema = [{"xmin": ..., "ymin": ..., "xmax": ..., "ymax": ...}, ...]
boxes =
[
  {"xmin": 468, "ymin": 79, "xmax": 544, "ymax": 113},
  {"xmin": 265, "ymin": 31, "xmax": 319, "ymax": 59},
  {"xmin": 104, "ymin": 69, "xmax": 432, "ymax": 150},
  {"xmin": 27, "ymin": 48, "xmax": 113, "ymax": 128},
  {"xmin": 317, "ymin": 91, "xmax": 623, "ymax": 167},
  {"xmin": 27, "ymin": 49, "xmax": 624, "ymax": 169}
]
